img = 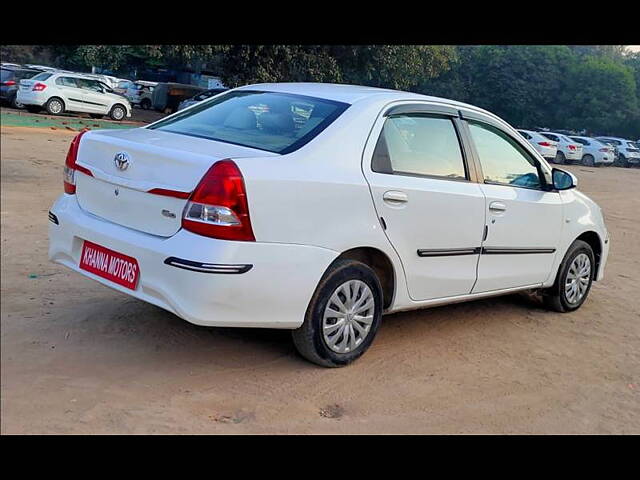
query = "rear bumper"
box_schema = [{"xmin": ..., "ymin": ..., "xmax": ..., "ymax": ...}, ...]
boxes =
[
  {"xmin": 565, "ymin": 150, "xmax": 582, "ymax": 161},
  {"xmin": 16, "ymin": 89, "xmax": 47, "ymax": 106},
  {"xmin": 48, "ymin": 194, "xmax": 338, "ymax": 329}
]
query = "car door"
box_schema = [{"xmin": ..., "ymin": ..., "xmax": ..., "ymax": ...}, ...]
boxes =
[
  {"xmin": 77, "ymin": 79, "xmax": 110, "ymax": 114},
  {"xmin": 462, "ymin": 117, "xmax": 564, "ymax": 293},
  {"xmin": 363, "ymin": 105, "xmax": 486, "ymax": 301},
  {"xmin": 54, "ymin": 76, "xmax": 85, "ymax": 111}
]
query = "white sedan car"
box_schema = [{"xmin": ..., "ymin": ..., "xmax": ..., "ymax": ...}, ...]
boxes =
[
  {"xmin": 540, "ymin": 132, "xmax": 583, "ymax": 164},
  {"xmin": 569, "ymin": 136, "xmax": 616, "ymax": 166},
  {"xmin": 517, "ymin": 129, "xmax": 558, "ymax": 161},
  {"xmin": 17, "ymin": 72, "xmax": 132, "ymax": 121},
  {"xmin": 48, "ymin": 83, "xmax": 610, "ymax": 367}
]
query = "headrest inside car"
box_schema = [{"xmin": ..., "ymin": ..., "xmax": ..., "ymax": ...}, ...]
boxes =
[
  {"xmin": 260, "ymin": 113, "xmax": 295, "ymax": 135},
  {"xmin": 223, "ymin": 108, "xmax": 257, "ymax": 129}
]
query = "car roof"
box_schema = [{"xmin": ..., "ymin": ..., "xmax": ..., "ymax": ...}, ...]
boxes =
[{"xmin": 234, "ymin": 82, "xmax": 487, "ymax": 111}]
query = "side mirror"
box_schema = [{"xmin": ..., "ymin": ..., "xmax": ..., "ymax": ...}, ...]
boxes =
[{"xmin": 552, "ymin": 168, "xmax": 577, "ymax": 190}]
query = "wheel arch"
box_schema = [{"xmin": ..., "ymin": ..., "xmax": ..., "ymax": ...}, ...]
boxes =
[
  {"xmin": 332, "ymin": 246, "xmax": 396, "ymax": 309},
  {"xmin": 46, "ymin": 96, "xmax": 65, "ymax": 111},
  {"xmin": 575, "ymin": 230, "xmax": 603, "ymax": 280}
]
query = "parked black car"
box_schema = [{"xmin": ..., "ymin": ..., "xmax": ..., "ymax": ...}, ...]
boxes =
[{"xmin": 1, "ymin": 66, "xmax": 41, "ymax": 108}]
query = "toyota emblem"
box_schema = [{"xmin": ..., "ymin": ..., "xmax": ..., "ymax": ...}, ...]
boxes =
[{"xmin": 114, "ymin": 152, "xmax": 130, "ymax": 171}]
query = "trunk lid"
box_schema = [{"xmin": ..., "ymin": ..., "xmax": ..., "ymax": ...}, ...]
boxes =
[{"xmin": 74, "ymin": 128, "xmax": 276, "ymax": 237}]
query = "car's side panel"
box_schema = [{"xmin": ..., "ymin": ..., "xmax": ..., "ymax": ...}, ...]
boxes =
[
  {"xmin": 473, "ymin": 184, "xmax": 564, "ymax": 292},
  {"xmin": 544, "ymin": 189, "xmax": 609, "ymax": 285},
  {"xmin": 234, "ymin": 100, "xmax": 411, "ymax": 311}
]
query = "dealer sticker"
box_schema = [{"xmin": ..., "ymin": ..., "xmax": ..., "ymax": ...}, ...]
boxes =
[{"xmin": 79, "ymin": 240, "xmax": 140, "ymax": 290}]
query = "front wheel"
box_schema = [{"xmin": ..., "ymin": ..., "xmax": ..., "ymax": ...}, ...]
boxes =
[
  {"xmin": 292, "ymin": 259, "xmax": 383, "ymax": 367},
  {"xmin": 109, "ymin": 104, "xmax": 126, "ymax": 121},
  {"xmin": 543, "ymin": 240, "xmax": 595, "ymax": 313}
]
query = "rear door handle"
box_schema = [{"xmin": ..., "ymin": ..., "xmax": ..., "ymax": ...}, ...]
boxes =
[
  {"xmin": 383, "ymin": 191, "xmax": 408, "ymax": 205},
  {"xmin": 489, "ymin": 201, "xmax": 507, "ymax": 213}
]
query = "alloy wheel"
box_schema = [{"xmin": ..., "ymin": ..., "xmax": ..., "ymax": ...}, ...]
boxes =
[
  {"xmin": 322, "ymin": 280, "xmax": 375, "ymax": 354},
  {"xmin": 564, "ymin": 253, "xmax": 591, "ymax": 304}
]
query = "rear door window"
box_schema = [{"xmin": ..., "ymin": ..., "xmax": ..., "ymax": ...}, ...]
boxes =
[
  {"xmin": 149, "ymin": 90, "xmax": 349, "ymax": 154},
  {"xmin": 372, "ymin": 114, "xmax": 467, "ymax": 180},
  {"xmin": 56, "ymin": 77, "xmax": 79, "ymax": 88}
]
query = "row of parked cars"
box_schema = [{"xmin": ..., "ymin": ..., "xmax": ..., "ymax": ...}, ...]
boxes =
[
  {"xmin": 517, "ymin": 129, "xmax": 640, "ymax": 168},
  {"xmin": 2, "ymin": 62, "xmax": 230, "ymax": 121}
]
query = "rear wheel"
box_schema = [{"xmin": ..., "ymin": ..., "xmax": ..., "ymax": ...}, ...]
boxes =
[
  {"xmin": 292, "ymin": 259, "xmax": 383, "ymax": 368},
  {"xmin": 10, "ymin": 94, "xmax": 24, "ymax": 109},
  {"xmin": 582, "ymin": 154, "xmax": 595, "ymax": 167},
  {"xmin": 543, "ymin": 240, "xmax": 595, "ymax": 313},
  {"xmin": 109, "ymin": 104, "xmax": 126, "ymax": 121},
  {"xmin": 140, "ymin": 98, "xmax": 151, "ymax": 110},
  {"xmin": 555, "ymin": 151, "xmax": 566, "ymax": 165},
  {"xmin": 45, "ymin": 97, "xmax": 64, "ymax": 115}
]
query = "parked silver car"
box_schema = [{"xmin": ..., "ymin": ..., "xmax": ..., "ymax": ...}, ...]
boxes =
[
  {"xmin": 595, "ymin": 137, "xmax": 640, "ymax": 167},
  {"xmin": 177, "ymin": 88, "xmax": 228, "ymax": 111},
  {"xmin": 569, "ymin": 136, "xmax": 616, "ymax": 166}
]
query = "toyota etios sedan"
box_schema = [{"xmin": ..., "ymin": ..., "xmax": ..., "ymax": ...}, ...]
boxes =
[{"xmin": 48, "ymin": 83, "xmax": 610, "ymax": 367}]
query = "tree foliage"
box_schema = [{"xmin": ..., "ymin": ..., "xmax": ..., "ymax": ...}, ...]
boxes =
[{"xmin": 3, "ymin": 44, "xmax": 639, "ymax": 137}]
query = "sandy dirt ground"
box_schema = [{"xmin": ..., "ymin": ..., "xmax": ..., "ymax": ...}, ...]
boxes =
[{"xmin": 1, "ymin": 126, "xmax": 639, "ymax": 434}]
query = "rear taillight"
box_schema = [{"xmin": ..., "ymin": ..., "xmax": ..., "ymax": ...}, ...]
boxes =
[
  {"xmin": 538, "ymin": 141, "xmax": 553, "ymax": 147},
  {"xmin": 2, "ymin": 80, "xmax": 16, "ymax": 86},
  {"xmin": 63, "ymin": 130, "xmax": 91, "ymax": 194},
  {"xmin": 599, "ymin": 148, "xmax": 609, "ymax": 152},
  {"xmin": 568, "ymin": 145, "xmax": 577, "ymax": 151},
  {"xmin": 32, "ymin": 82, "xmax": 47, "ymax": 91},
  {"xmin": 182, "ymin": 159, "xmax": 255, "ymax": 241}
]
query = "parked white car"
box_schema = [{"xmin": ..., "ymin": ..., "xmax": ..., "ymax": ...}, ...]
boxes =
[
  {"xmin": 126, "ymin": 80, "xmax": 157, "ymax": 109},
  {"xmin": 539, "ymin": 132, "xmax": 583, "ymax": 164},
  {"xmin": 569, "ymin": 136, "xmax": 616, "ymax": 166},
  {"xmin": 17, "ymin": 72, "xmax": 132, "ymax": 120},
  {"xmin": 594, "ymin": 136, "xmax": 640, "ymax": 167},
  {"xmin": 48, "ymin": 83, "xmax": 610, "ymax": 367},
  {"xmin": 517, "ymin": 129, "xmax": 558, "ymax": 161}
]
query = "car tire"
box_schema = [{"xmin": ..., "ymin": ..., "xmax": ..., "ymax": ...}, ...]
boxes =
[
  {"xmin": 109, "ymin": 104, "xmax": 126, "ymax": 121},
  {"xmin": 45, "ymin": 97, "xmax": 65, "ymax": 115},
  {"xmin": 291, "ymin": 259, "xmax": 383, "ymax": 368},
  {"xmin": 555, "ymin": 151, "xmax": 566, "ymax": 165},
  {"xmin": 89, "ymin": 114, "xmax": 104, "ymax": 119},
  {"xmin": 543, "ymin": 240, "xmax": 595, "ymax": 313},
  {"xmin": 619, "ymin": 154, "xmax": 629, "ymax": 168},
  {"xmin": 140, "ymin": 98, "xmax": 151, "ymax": 110},
  {"xmin": 10, "ymin": 94, "xmax": 24, "ymax": 109},
  {"xmin": 582, "ymin": 154, "xmax": 595, "ymax": 167}
]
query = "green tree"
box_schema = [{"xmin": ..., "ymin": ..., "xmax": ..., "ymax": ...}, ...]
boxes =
[{"xmin": 560, "ymin": 56, "xmax": 638, "ymax": 135}]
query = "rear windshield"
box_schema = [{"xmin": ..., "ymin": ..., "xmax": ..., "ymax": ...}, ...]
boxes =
[
  {"xmin": 32, "ymin": 72, "xmax": 52, "ymax": 81},
  {"xmin": 149, "ymin": 90, "xmax": 350, "ymax": 154}
]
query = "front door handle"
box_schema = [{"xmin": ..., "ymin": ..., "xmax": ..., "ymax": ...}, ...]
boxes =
[
  {"xmin": 489, "ymin": 201, "xmax": 507, "ymax": 213},
  {"xmin": 383, "ymin": 190, "xmax": 408, "ymax": 205}
]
